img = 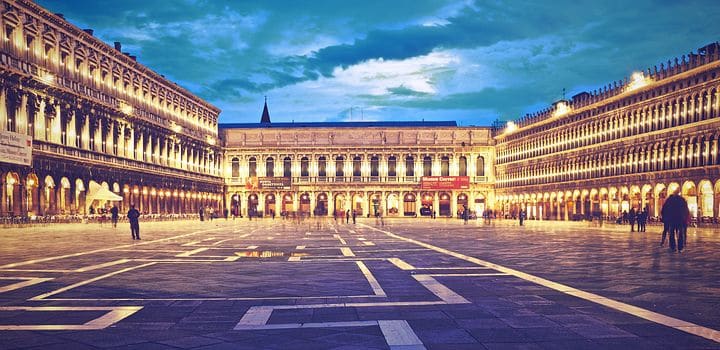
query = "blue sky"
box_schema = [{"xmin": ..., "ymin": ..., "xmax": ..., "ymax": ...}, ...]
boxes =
[{"xmin": 38, "ymin": 1, "xmax": 720, "ymax": 125}]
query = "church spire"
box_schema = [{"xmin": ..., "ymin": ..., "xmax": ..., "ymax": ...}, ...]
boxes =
[{"xmin": 260, "ymin": 96, "xmax": 271, "ymax": 124}]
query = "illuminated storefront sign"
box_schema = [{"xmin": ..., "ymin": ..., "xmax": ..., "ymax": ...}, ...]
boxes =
[
  {"xmin": 420, "ymin": 176, "xmax": 469, "ymax": 190},
  {"xmin": 251, "ymin": 177, "xmax": 291, "ymax": 190},
  {"xmin": 0, "ymin": 130, "xmax": 32, "ymax": 166}
]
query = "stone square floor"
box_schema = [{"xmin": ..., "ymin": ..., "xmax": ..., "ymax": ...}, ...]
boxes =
[{"xmin": 0, "ymin": 217, "xmax": 718, "ymax": 349}]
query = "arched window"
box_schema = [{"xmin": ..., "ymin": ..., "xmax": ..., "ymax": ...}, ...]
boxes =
[
  {"xmin": 370, "ymin": 156, "xmax": 379, "ymax": 177},
  {"xmin": 336, "ymin": 156, "xmax": 344, "ymax": 177},
  {"xmin": 423, "ymin": 156, "xmax": 432, "ymax": 176},
  {"xmin": 231, "ymin": 157, "xmax": 240, "ymax": 178},
  {"xmin": 266, "ymin": 157, "xmax": 274, "ymax": 177},
  {"xmin": 441, "ymin": 156, "xmax": 449, "ymax": 176},
  {"xmin": 283, "ymin": 157, "xmax": 292, "ymax": 178},
  {"xmin": 459, "ymin": 156, "xmax": 467, "ymax": 176},
  {"xmin": 353, "ymin": 156, "xmax": 362, "ymax": 177},
  {"xmin": 388, "ymin": 156, "xmax": 397, "ymax": 177},
  {"xmin": 300, "ymin": 157, "xmax": 309, "ymax": 177},
  {"xmin": 249, "ymin": 157, "xmax": 257, "ymax": 177},
  {"xmin": 318, "ymin": 156, "xmax": 327, "ymax": 177},
  {"xmin": 405, "ymin": 156, "xmax": 414, "ymax": 176},
  {"xmin": 476, "ymin": 156, "xmax": 485, "ymax": 176}
]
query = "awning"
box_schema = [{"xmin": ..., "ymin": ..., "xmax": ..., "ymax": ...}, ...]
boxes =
[{"xmin": 85, "ymin": 181, "xmax": 122, "ymax": 212}]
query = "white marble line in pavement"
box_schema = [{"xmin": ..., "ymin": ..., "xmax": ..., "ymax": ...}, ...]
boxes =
[
  {"xmin": 362, "ymin": 224, "xmax": 720, "ymax": 344},
  {"xmin": 0, "ymin": 227, "xmax": 228, "ymax": 269}
]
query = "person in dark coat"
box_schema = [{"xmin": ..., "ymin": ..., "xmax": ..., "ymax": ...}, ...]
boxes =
[
  {"xmin": 127, "ymin": 204, "xmax": 141, "ymax": 240},
  {"xmin": 110, "ymin": 205, "xmax": 119, "ymax": 228},
  {"xmin": 352, "ymin": 209, "xmax": 356, "ymax": 224},
  {"xmin": 638, "ymin": 207, "xmax": 648, "ymax": 232},
  {"xmin": 628, "ymin": 208, "xmax": 636, "ymax": 232},
  {"xmin": 346, "ymin": 210, "xmax": 350, "ymax": 224},
  {"xmin": 661, "ymin": 194, "xmax": 689, "ymax": 252},
  {"xmin": 199, "ymin": 206, "xmax": 205, "ymax": 221}
]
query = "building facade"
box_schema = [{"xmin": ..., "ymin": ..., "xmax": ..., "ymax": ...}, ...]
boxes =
[
  {"xmin": 494, "ymin": 42, "xmax": 720, "ymax": 221},
  {"xmin": 0, "ymin": 0, "xmax": 223, "ymax": 217},
  {"xmin": 221, "ymin": 116, "xmax": 495, "ymax": 218}
]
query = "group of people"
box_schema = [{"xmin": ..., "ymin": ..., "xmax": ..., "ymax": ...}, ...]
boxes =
[{"xmin": 622, "ymin": 207, "xmax": 650, "ymax": 232}]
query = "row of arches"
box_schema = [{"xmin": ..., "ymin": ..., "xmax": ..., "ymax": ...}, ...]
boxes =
[
  {"xmin": 1, "ymin": 171, "xmax": 222, "ymax": 217},
  {"xmin": 499, "ymin": 132, "xmax": 719, "ymax": 187},
  {"xmin": 499, "ymin": 84, "xmax": 719, "ymax": 163},
  {"xmin": 1, "ymin": 4, "xmax": 218, "ymax": 132},
  {"xmin": 496, "ymin": 179, "xmax": 720, "ymax": 220},
  {"xmin": 227, "ymin": 191, "xmax": 489, "ymax": 218},
  {"xmin": 228, "ymin": 154, "xmax": 487, "ymax": 179}
]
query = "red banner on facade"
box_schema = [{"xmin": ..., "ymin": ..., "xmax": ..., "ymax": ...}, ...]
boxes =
[{"xmin": 420, "ymin": 176, "xmax": 469, "ymax": 190}]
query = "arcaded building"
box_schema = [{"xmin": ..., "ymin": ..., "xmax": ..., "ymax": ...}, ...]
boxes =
[
  {"xmin": 494, "ymin": 42, "xmax": 720, "ymax": 221},
  {"xmin": 221, "ymin": 102, "xmax": 495, "ymax": 218},
  {"xmin": 0, "ymin": 0, "xmax": 223, "ymax": 217}
]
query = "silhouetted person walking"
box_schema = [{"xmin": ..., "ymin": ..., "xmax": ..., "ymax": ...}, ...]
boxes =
[
  {"xmin": 661, "ymin": 194, "xmax": 689, "ymax": 252},
  {"xmin": 628, "ymin": 208, "xmax": 636, "ymax": 232},
  {"xmin": 352, "ymin": 210, "xmax": 356, "ymax": 224},
  {"xmin": 127, "ymin": 204, "xmax": 141, "ymax": 240},
  {"xmin": 346, "ymin": 210, "xmax": 350, "ymax": 224},
  {"xmin": 110, "ymin": 205, "xmax": 119, "ymax": 228}
]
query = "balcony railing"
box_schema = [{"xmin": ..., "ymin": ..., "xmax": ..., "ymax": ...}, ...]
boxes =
[{"xmin": 33, "ymin": 141, "xmax": 222, "ymax": 184}]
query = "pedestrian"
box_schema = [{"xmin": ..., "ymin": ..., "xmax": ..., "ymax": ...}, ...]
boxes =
[
  {"xmin": 628, "ymin": 207, "xmax": 636, "ymax": 232},
  {"xmin": 89, "ymin": 206, "xmax": 95, "ymax": 215},
  {"xmin": 519, "ymin": 210, "xmax": 525, "ymax": 226},
  {"xmin": 638, "ymin": 207, "xmax": 648, "ymax": 232},
  {"xmin": 621, "ymin": 210, "xmax": 628, "ymax": 224},
  {"xmin": 463, "ymin": 204, "xmax": 469, "ymax": 224},
  {"xmin": 661, "ymin": 194, "xmax": 689, "ymax": 252},
  {"xmin": 110, "ymin": 205, "xmax": 119, "ymax": 228},
  {"xmin": 432, "ymin": 210, "xmax": 436, "ymax": 219},
  {"xmin": 352, "ymin": 209, "xmax": 356, "ymax": 224},
  {"xmin": 199, "ymin": 206, "xmax": 205, "ymax": 221},
  {"xmin": 346, "ymin": 209, "xmax": 350, "ymax": 224},
  {"xmin": 127, "ymin": 204, "xmax": 141, "ymax": 240},
  {"xmin": 224, "ymin": 208, "xmax": 229, "ymax": 220}
]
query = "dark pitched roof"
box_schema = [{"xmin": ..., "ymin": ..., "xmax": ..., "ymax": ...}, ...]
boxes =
[
  {"xmin": 219, "ymin": 121, "xmax": 458, "ymax": 129},
  {"xmin": 260, "ymin": 98, "xmax": 271, "ymax": 123}
]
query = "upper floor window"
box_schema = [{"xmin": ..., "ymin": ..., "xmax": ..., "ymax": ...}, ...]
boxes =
[
  {"xmin": 266, "ymin": 157, "xmax": 274, "ymax": 177},
  {"xmin": 388, "ymin": 156, "xmax": 397, "ymax": 177},
  {"xmin": 405, "ymin": 156, "xmax": 414, "ymax": 176},
  {"xmin": 336, "ymin": 156, "xmax": 344, "ymax": 177},
  {"xmin": 370, "ymin": 156, "xmax": 379, "ymax": 177},
  {"xmin": 353, "ymin": 156, "xmax": 362, "ymax": 177},
  {"xmin": 423, "ymin": 156, "xmax": 432, "ymax": 176},
  {"xmin": 231, "ymin": 158, "xmax": 240, "ymax": 178},
  {"xmin": 283, "ymin": 157, "xmax": 292, "ymax": 178},
  {"xmin": 441, "ymin": 156, "xmax": 449, "ymax": 176},
  {"xmin": 300, "ymin": 157, "xmax": 309, "ymax": 177},
  {"xmin": 249, "ymin": 157, "xmax": 257, "ymax": 177},
  {"xmin": 476, "ymin": 156, "xmax": 485, "ymax": 176},
  {"xmin": 459, "ymin": 156, "xmax": 467, "ymax": 176},
  {"xmin": 318, "ymin": 156, "xmax": 327, "ymax": 177}
]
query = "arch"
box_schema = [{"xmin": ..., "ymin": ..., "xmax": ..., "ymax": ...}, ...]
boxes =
[
  {"xmin": 403, "ymin": 192, "xmax": 417, "ymax": 217},
  {"xmin": 682, "ymin": 181, "xmax": 698, "ymax": 218},
  {"xmin": 352, "ymin": 193, "xmax": 364, "ymax": 215},
  {"xmin": 386, "ymin": 193, "xmax": 399, "ymax": 216},
  {"xmin": 264, "ymin": 193, "xmax": 276, "ymax": 217},
  {"xmin": 314, "ymin": 192, "xmax": 328, "ymax": 216},
  {"xmin": 697, "ymin": 180, "xmax": 714, "ymax": 218},
  {"xmin": 334, "ymin": 193, "xmax": 346, "ymax": 217}
]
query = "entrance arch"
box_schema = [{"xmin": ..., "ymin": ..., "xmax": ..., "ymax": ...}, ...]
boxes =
[
  {"xmin": 248, "ymin": 193, "xmax": 259, "ymax": 217},
  {"xmin": 457, "ymin": 193, "xmax": 469, "ymax": 217},
  {"xmin": 334, "ymin": 193, "xmax": 346, "ymax": 217},
  {"xmin": 439, "ymin": 192, "xmax": 451, "ymax": 217},
  {"xmin": 403, "ymin": 192, "xmax": 416, "ymax": 217},
  {"xmin": 265, "ymin": 193, "xmax": 276, "ymax": 217},
  {"xmin": 386, "ymin": 193, "xmax": 399, "ymax": 216},
  {"xmin": 299, "ymin": 192, "xmax": 310, "ymax": 216},
  {"xmin": 315, "ymin": 192, "xmax": 328, "ymax": 216}
]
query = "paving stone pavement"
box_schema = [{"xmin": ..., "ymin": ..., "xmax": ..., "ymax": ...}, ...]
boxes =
[{"xmin": 0, "ymin": 218, "xmax": 718, "ymax": 349}]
